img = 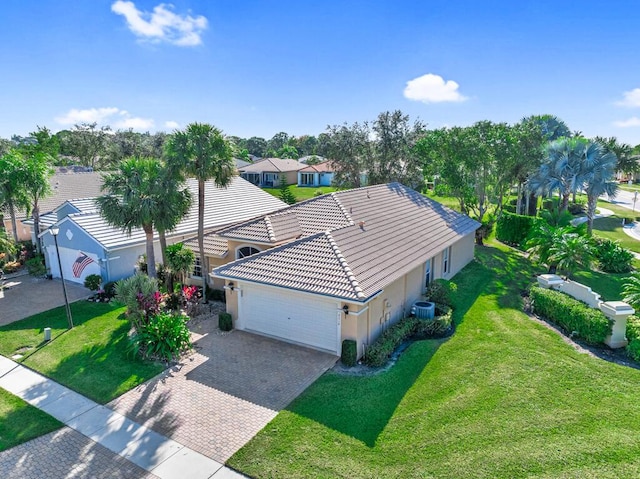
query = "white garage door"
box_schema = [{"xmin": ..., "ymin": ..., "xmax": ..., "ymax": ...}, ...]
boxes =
[
  {"xmin": 47, "ymin": 246, "xmax": 101, "ymax": 285},
  {"xmin": 239, "ymin": 284, "xmax": 340, "ymax": 354}
]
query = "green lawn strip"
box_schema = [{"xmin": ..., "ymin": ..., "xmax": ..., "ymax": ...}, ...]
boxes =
[
  {"xmin": 597, "ymin": 199, "xmax": 639, "ymax": 219},
  {"xmin": 592, "ymin": 216, "xmax": 640, "ymax": 253},
  {"xmin": 262, "ymin": 185, "xmax": 338, "ymax": 202},
  {"xmin": 229, "ymin": 244, "xmax": 640, "ymax": 478},
  {"xmin": 0, "ymin": 302, "xmax": 164, "ymax": 403},
  {"xmin": 618, "ymin": 183, "xmax": 640, "ymax": 193},
  {"xmin": 0, "ymin": 387, "xmax": 62, "ymax": 451}
]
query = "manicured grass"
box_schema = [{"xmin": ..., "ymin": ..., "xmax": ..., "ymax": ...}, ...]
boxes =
[
  {"xmin": 618, "ymin": 183, "xmax": 640, "ymax": 193},
  {"xmin": 592, "ymin": 216, "xmax": 640, "ymax": 253},
  {"xmin": 424, "ymin": 191, "xmax": 462, "ymax": 211},
  {"xmin": 0, "ymin": 302, "xmax": 164, "ymax": 403},
  {"xmin": 229, "ymin": 243, "xmax": 640, "ymax": 478},
  {"xmin": 0, "ymin": 388, "xmax": 63, "ymax": 451},
  {"xmin": 263, "ymin": 185, "xmax": 338, "ymax": 202}
]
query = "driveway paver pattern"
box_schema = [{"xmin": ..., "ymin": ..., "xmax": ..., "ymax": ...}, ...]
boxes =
[{"xmin": 109, "ymin": 318, "xmax": 337, "ymax": 462}]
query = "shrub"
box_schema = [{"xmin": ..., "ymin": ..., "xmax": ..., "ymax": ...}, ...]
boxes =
[
  {"xmin": 530, "ymin": 286, "xmax": 612, "ymax": 344},
  {"xmin": 84, "ymin": 274, "xmax": 102, "ymax": 291},
  {"xmin": 130, "ymin": 312, "xmax": 191, "ymax": 362},
  {"xmin": 314, "ymin": 189, "xmax": 324, "ymax": 197},
  {"xmin": 207, "ymin": 287, "xmax": 226, "ymax": 302},
  {"xmin": 496, "ymin": 211, "xmax": 540, "ymax": 246},
  {"xmin": 593, "ymin": 237, "xmax": 633, "ymax": 273},
  {"xmin": 115, "ymin": 274, "xmax": 160, "ymax": 328},
  {"xmin": 416, "ymin": 304, "xmax": 453, "ymax": 336},
  {"xmin": 341, "ymin": 339, "xmax": 357, "ymax": 366},
  {"xmin": 433, "ymin": 182, "xmax": 451, "ymax": 197},
  {"xmin": 2, "ymin": 261, "xmax": 21, "ymax": 273},
  {"xmin": 364, "ymin": 317, "xmax": 419, "ymax": 367},
  {"xmin": 568, "ymin": 201, "xmax": 586, "ymax": 215},
  {"xmin": 219, "ymin": 312, "xmax": 233, "ymax": 331},
  {"xmin": 103, "ymin": 281, "xmax": 117, "ymax": 298},
  {"xmin": 627, "ymin": 338, "xmax": 640, "ymax": 362},
  {"xmin": 503, "ymin": 204, "xmax": 516, "ymax": 213},
  {"xmin": 626, "ymin": 315, "xmax": 640, "ymax": 342},
  {"xmin": 25, "ymin": 256, "xmax": 46, "ymax": 277},
  {"xmin": 425, "ymin": 279, "xmax": 457, "ymax": 308}
]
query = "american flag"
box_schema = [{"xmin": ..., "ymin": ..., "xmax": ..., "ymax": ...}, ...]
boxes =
[{"xmin": 72, "ymin": 252, "xmax": 95, "ymax": 278}]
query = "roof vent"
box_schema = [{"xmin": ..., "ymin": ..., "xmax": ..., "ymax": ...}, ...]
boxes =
[{"xmin": 359, "ymin": 220, "xmax": 366, "ymax": 229}]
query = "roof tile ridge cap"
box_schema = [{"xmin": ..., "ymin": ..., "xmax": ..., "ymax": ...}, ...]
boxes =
[
  {"xmin": 330, "ymin": 193, "xmax": 355, "ymax": 226},
  {"xmin": 324, "ymin": 230, "xmax": 366, "ymax": 300},
  {"xmin": 264, "ymin": 215, "xmax": 277, "ymax": 242}
]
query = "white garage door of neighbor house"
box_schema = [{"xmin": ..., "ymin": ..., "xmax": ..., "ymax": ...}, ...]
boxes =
[
  {"xmin": 240, "ymin": 284, "xmax": 340, "ymax": 354},
  {"xmin": 47, "ymin": 246, "xmax": 101, "ymax": 285}
]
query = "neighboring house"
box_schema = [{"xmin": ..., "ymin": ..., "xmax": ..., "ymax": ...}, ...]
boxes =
[
  {"xmin": 298, "ymin": 155, "xmax": 327, "ymax": 165},
  {"xmin": 3, "ymin": 168, "xmax": 103, "ymax": 242},
  {"xmin": 297, "ymin": 161, "xmax": 335, "ymax": 187},
  {"xmin": 39, "ymin": 177, "xmax": 286, "ymax": 285},
  {"xmin": 208, "ymin": 183, "xmax": 479, "ymax": 358},
  {"xmin": 239, "ymin": 158, "xmax": 305, "ymax": 187},
  {"xmin": 234, "ymin": 158, "xmax": 251, "ymax": 170}
]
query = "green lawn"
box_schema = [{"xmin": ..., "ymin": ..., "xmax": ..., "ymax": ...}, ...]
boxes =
[
  {"xmin": 0, "ymin": 388, "xmax": 62, "ymax": 451},
  {"xmin": 263, "ymin": 185, "xmax": 338, "ymax": 202},
  {"xmin": 229, "ymin": 243, "xmax": 640, "ymax": 478},
  {"xmin": 0, "ymin": 301, "xmax": 164, "ymax": 403}
]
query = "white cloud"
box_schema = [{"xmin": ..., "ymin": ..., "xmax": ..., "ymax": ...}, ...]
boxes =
[
  {"xmin": 614, "ymin": 117, "xmax": 640, "ymax": 128},
  {"xmin": 164, "ymin": 120, "xmax": 179, "ymax": 129},
  {"xmin": 55, "ymin": 107, "xmax": 120, "ymax": 125},
  {"xmin": 616, "ymin": 88, "xmax": 640, "ymax": 108},
  {"xmin": 403, "ymin": 73, "xmax": 468, "ymax": 104},
  {"xmin": 111, "ymin": 1, "xmax": 208, "ymax": 46},
  {"xmin": 55, "ymin": 107, "xmax": 154, "ymax": 131}
]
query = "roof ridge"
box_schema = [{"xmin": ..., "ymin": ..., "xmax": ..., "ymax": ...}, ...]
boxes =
[
  {"xmin": 324, "ymin": 230, "xmax": 365, "ymax": 300},
  {"xmin": 330, "ymin": 193, "xmax": 355, "ymax": 226},
  {"xmin": 264, "ymin": 215, "xmax": 277, "ymax": 242}
]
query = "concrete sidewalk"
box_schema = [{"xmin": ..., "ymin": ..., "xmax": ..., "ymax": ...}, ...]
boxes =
[{"xmin": 0, "ymin": 355, "xmax": 245, "ymax": 479}]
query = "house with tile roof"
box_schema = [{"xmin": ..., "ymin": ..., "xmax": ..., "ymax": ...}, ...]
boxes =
[
  {"xmin": 38, "ymin": 177, "xmax": 286, "ymax": 285},
  {"xmin": 238, "ymin": 158, "xmax": 305, "ymax": 187},
  {"xmin": 297, "ymin": 161, "xmax": 335, "ymax": 187},
  {"xmin": 207, "ymin": 183, "xmax": 479, "ymax": 359}
]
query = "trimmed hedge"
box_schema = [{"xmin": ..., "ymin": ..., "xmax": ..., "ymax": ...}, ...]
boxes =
[
  {"xmin": 219, "ymin": 312, "xmax": 233, "ymax": 332},
  {"xmin": 496, "ymin": 211, "xmax": 540, "ymax": 246},
  {"xmin": 341, "ymin": 339, "xmax": 357, "ymax": 366},
  {"xmin": 425, "ymin": 279, "xmax": 457, "ymax": 308},
  {"xmin": 365, "ymin": 317, "xmax": 419, "ymax": 367},
  {"xmin": 627, "ymin": 339, "xmax": 640, "ymax": 362},
  {"xmin": 626, "ymin": 315, "xmax": 640, "ymax": 342},
  {"xmin": 530, "ymin": 286, "xmax": 612, "ymax": 344}
]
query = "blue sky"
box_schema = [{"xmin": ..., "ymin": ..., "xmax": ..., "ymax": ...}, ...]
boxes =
[{"xmin": 2, "ymin": 0, "xmax": 640, "ymax": 145}]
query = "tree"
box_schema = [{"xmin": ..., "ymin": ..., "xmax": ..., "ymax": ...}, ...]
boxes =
[
  {"xmin": 594, "ymin": 136, "xmax": 636, "ymax": 179},
  {"xmin": 0, "ymin": 150, "xmax": 30, "ymax": 242},
  {"xmin": 325, "ymin": 121, "xmax": 372, "ymax": 188},
  {"xmin": 278, "ymin": 175, "xmax": 296, "ymax": 204},
  {"xmin": 267, "ymin": 132, "xmax": 290, "ymax": 153},
  {"xmin": 60, "ymin": 122, "xmax": 111, "ymax": 169},
  {"xmin": 580, "ymin": 141, "xmax": 618, "ymax": 235},
  {"xmin": 165, "ymin": 242, "xmax": 195, "ymax": 292},
  {"xmin": 277, "ymin": 144, "xmax": 299, "ymax": 159},
  {"xmin": 166, "ymin": 123, "xmax": 234, "ymax": 299},
  {"xmin": 371, "ymin": 110, "xmax": 426, "ymax": 190},
  {"xmin": 297, "ymin": 135, "xmax": 318, "ymax": 156},
  {"xmin": 21, "ymin": 151, "xmax": 54, "ymax": 253},
  {"xmin": 97, "ymin": 157, "xmax": 184, "ymax": 278},
  {"xmin": 246, "ymin": 137, "xmax": 267, "ymax": 157},
  {"xmin": 548, "ymin": 232, "xmax": 593, "ymax": 279}
]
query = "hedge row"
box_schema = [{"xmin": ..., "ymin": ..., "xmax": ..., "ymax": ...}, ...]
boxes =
[
  {"xmin": 496, "ymin": 211, "xmax": 540, "ymax": 247},
  {"xmin": 626, "ymin": 315, "xmax": 640, "ymax": 362},
  {"xmin": 364, "ymin": 317, "xmax": 420, "ymax": 367},
  {"xmin": 530, "ymin": 286, "xmax": 612, "ymax": 345}
]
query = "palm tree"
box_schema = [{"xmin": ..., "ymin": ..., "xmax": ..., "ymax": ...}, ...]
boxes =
[
  {"xmin": 166, "ymin": 123, "xmax": 234, "ymax": 299},
  {"xmin": 22, "ymin": 152, "xmax": 54, "ymax": 254},
  {"xmin": 0, "ymin": 151, "xmax": 30, "ymax": 242},
  {"xmin": 97, "ymin": 157, "xmax": 190, "ymax": 278},
  {"xmin": 155, "ymin": 164, "xmax": 192, "ymax": 265},
  {"xmin": 548, "ymin": 232, "xmax": 593, "ymax": 279},
  {"xmin": 580, "ymin": 141, "xmax": 618, "ymax": 235},
  {"xmin": 623, "ymin": 273, "xmax": 640, "ymax": 310},
  {"xmin": 525, "ymin": 223, "xmax": 573, "ymax": 273},
  {"xmin": 165, "ymin": 242, "xmax": 195, "ymax": 291}
]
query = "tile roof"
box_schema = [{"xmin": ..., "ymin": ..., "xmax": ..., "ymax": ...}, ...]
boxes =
[
  {"xmin": 299, "ymin": 161, "xmax": 334, "ymax": 173},
  {"xmin": 213, "ymin": 183, "xmax": 480, "ymax": 302},
  {"xmin": 238, "ymin": 158, "xmax": 305, "ymax": 173},
  {"xmin": 183, "ymin": 234, "xmax": 229, "ymax": 257},
  {"xmin": 41, "ymin": 177, "xmax": 287, "ymax": 251}
]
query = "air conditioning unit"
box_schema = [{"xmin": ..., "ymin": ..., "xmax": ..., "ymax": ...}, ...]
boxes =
[{"xmin": 412, "ymin": 301, "xmax": 435, "ymax": 319}]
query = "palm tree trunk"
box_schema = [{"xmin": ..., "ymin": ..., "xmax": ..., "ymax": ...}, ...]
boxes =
[
  {"xmin": 8, "ymin": 202, "xmax": 18, "ymax": 243},
  {"xmin": 198, "ymin": 179, "xmax": 207, "ymax": 303},
  {"xmin": 586, "ymin": 194, "xmax": 597, "ymax": 236},
  {"xmin": 144, "ymin": 225, "xmax": 157, "ymax": 278},
  {"xmin": 158, "ymin": 230, "xmax": 167, "ymax": 265}
]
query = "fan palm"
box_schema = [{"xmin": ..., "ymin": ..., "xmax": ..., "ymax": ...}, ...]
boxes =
[
  {"xmin": 548, "ymin": 232, "xmax": 593, "ymax": 279},
  {"xmin": 622, "ymin": 273, "xmax": 640, "ymax": 310},
  {"xmin": 580, "ymin": 141, "xmax": 618, "ymax": 235},
  {"xmin": 166, "ymin": 123, "xmax": 234, "ymax": 299}
]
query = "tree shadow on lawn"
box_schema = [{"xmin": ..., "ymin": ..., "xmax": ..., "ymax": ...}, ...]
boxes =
[{"xmin": 286, "ymin": 245, "xmax": 530, "ymax": 447}]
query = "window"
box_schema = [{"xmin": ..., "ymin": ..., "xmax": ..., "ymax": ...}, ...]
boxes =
[
  {"xmin": 300, "ymin": 173, "xmax": 315, "ymax": 186},
  {"xmin": 442, "ymin": 247, "xmax": 451, "ymax": 275},
  {"xmin": 241, "ymin": 173, "xmax": 260, "ymax": 185},
  {"xmin": 192, "ymin": 256, "xmax": 202, "ymax": 277},
  {"xmin": 237, "ymin": 246, "xmax": 260, "ymax": 259},
  {"xmin": 424, "ymin": 258, "xmax": 433, "ymax": 288}
]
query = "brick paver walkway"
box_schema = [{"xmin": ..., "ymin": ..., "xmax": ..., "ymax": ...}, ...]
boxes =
[
  {"xmin": 109, "ymin": 318, "xmax": 337, "ymax": 462},
  {"xmin": 0, "ymin": 427, "xmax": 158, "ymax": 479}
]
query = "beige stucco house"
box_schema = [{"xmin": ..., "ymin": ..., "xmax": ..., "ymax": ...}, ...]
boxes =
[
  {"xmin": 204, "ymin": 183, "xmax": 479, "ymax": 359},
  {"xmin": 238, "ymin": 158, "xmax": 305, "ymax": 187}
]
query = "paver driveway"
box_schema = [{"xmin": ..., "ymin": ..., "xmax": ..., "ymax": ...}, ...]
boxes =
[
  {"xmin": 0, "ymin": 274, "xmax": 90, "ymax": 326},
  {"xmin": 109, "ymin": 317, "xmax": 337, "ymax": 463}
]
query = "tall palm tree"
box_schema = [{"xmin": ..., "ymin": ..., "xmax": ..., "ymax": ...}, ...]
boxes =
[
  {"xmin": 155, "ymin": 164, "xmax": 192, "ymax": 265},
  {"xmin": 166, "ymin": 123, "xmax": 234, "ymax": 299},
  {"xmin": 580, "ymin": 141, "xmax": 618, "ymax": 235},
  {"xmin": 0, "ymin": 150, "xmax": 30, "ymax": 242},
  {"xmin": 22, "ymin": 152, "xmax": 54, "ymax": 254},
  {"xmin": 97, "ymin": 157, "xmax": 190, "ymax": 278}
]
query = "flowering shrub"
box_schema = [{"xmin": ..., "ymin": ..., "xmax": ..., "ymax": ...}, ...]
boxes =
[{"xmin": 130, "ymin": 311, "xmax": 192, "ymax": 362}]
